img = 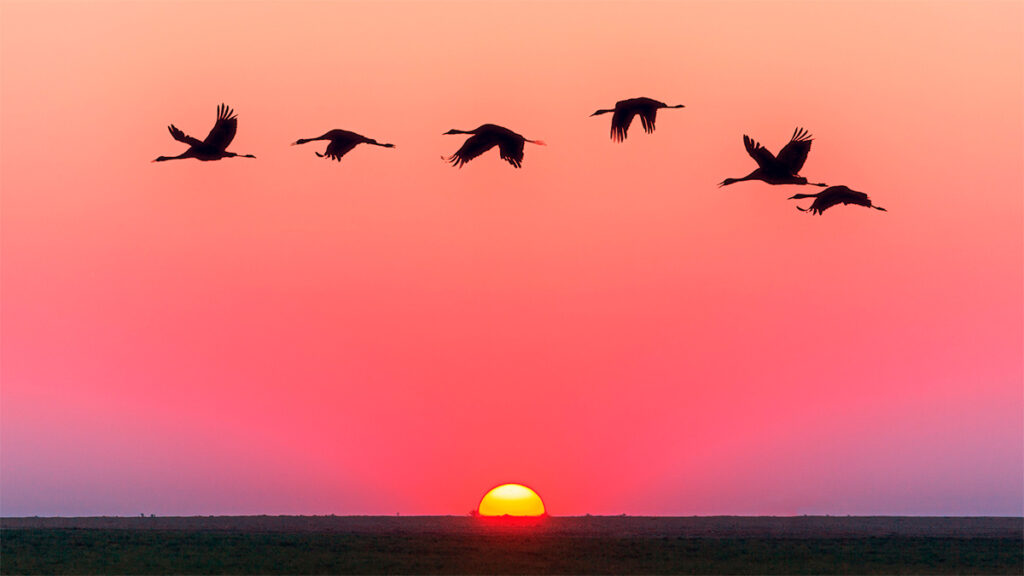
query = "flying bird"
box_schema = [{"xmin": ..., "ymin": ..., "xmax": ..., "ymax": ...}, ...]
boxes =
[
  {"xmin": 789, "ymin": 185, "xmax": 887, "ymax": 215},
  {"xmin": 153, "ymin": 103, "xmax": 255, "ymax": 162},
  {"xmin": 719, "ymin": 127, "xmax": 826, "ymax": 187},
  {"xmin": 444, "ymin": 124, "xmax": 545, "ymax": 168},
  {"xmin": 292, "ymin": 129, "xmax": 395, "ymax": 161},
  {"xmin": 590, "ymin": 97, "xmax": 685, "ymax": 142}
]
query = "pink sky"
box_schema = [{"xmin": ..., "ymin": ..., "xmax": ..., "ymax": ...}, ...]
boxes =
[{"xmin": 2, "ymin": 1, "xmax": 1021, "ymax": 516}]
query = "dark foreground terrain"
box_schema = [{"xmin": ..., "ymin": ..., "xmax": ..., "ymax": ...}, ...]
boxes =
[{"xmin": 3, "ymin": 516, "xmax": 1021, "ymax": 574}]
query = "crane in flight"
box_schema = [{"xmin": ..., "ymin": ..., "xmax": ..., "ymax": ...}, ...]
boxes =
[
  {"xmin": 789, "ymin": 185, "xmax": 887, "ymax": 215},
  {"xmin": 292, "ymin": 129, "xmax": 395, "ymax": 161},
  {"xmin": 154, "ymin": 104, "xmax": 255, "ymax": 162},
  {"xmin": 444, "ymin": 124, "xmax": 545, "ymax": 168},
  {"xmin": 590, "ymin": 97, "xmax": 685, "ymax": 142},
  {"xmin": 719, "ymin": 127, "xmax": 825, "ymax": 187}
]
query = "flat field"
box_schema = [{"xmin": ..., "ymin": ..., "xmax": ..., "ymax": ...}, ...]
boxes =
[{"xmin": 2, "ymin": 516, "xmax": 1021, "ymax": 574}]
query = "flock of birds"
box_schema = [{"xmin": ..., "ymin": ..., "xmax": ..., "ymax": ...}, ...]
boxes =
[{"xmin": 154, "ymin": 99, "xmax": 886, "ymax": 215}]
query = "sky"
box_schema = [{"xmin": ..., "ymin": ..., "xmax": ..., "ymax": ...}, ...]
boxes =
[{"xmin": 1, "ymin": 0, "xmax": 1021, "ymax": 517}]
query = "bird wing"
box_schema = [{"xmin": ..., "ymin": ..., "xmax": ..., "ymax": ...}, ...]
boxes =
[
  {"xmin": 813, "ymin": 195, "xmax": 842, "ymax": 212},
  {"xmin": 322, "ymin": 138, "xmax": 360, "ymax": 161},
  {"xmin": 775, "ymin": 127, "xmax": 813, "ymax": 174},
  {"xmin": 202, "ymin": 103, "xmax": 238, "ymax": 151},
  {"xmin": 497, "ymin": 136, "xmax": 525, "ymax": 168},
  {"xmin": 838, "ymin": 189, "xmax": 872, "ymax": 206},
  {"xmin": 448, "ymin": 134, "xmax": 497, "ymax": 168},
  {"xmin": 743, "ymin": 135, "xmax": 776, "ymax": 169},
  {"xmin": 809, "ymin": 188, "xmax": 878, "ymax": 213},
  {"xmin": 168, "ymin": 125, "xmax": 202, "ymax": 147},
  {"xmin": 638, "ymin": 106, "xmax": 657, "ymax": 134},
  {"xmin": 610, "ymin": 108, "xmax": 637, "ymax": 142},
  {"xmin": 806, "ymin": 188, "xmax": 853, "ymax": 213}
]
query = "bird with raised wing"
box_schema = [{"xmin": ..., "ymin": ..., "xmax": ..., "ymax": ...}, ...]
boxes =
[
  {"xmin": 444, "ymin": 124, "xmax": 545, "ymax": 168},
  {"xmin": 789, "ymin": 185, "xmax": 887, "ymax": 215},
  {"xmin": 153, "ymin": 103, "xmax": 255, "ymax": 162},
  {"xmin": 292, "ymin": 129, "xmax": 395, "ymax": 161},
  {"xmin": 719, "ymin": 127, "xmax": 825, "ymax": 187},
  {"xmin": 590, "ymin": 97, "xmax": 685, "ymax": 142}
]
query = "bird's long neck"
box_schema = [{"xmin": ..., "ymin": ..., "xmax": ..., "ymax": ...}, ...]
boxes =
[
  {"xmin": 294, "ymin": 135, "xmax": 330, "ymax": 145},
  {"xmin": 152, "ymin": 152, "xmax": 191, "ymax": 162},
  {"xmin": 591, "ymin": 109, "xmax": 615, "ymax": 116},
  {"xmin": 789, "ymin": 192, "xmax": 820, "ymax": 199},
  {"xmin": 719, "ymin": 172, "xmax": 758, "ymax": 187},
  {"xmin": 446, "ymin": 129, "xmax": 473, "ymax": 135}
]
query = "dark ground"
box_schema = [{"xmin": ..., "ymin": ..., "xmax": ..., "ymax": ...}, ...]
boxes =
[{"xmin": 2, "ymin": 516, "xmax": 1021, "ymax": 574}]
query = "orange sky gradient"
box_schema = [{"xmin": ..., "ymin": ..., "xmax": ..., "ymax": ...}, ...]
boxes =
[{"xmin": 2, "ymin": 1, "xmax": 1021, "ymax": 516}]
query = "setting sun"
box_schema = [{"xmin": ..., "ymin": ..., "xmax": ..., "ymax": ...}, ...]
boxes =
[{"xmin": 477, "ymin": 484, "xmax": 546, "ymax": 517}]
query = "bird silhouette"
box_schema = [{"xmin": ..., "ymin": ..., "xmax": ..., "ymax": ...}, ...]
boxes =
[
  {"xmin": 444, "ymin": 124, "xmax": 545, "ymax": 168},
  {"xmin": 590, "ymin": 97, "xmax": 685, "ymax": 142},
  {"xmin": 153, "ymin": 104, "xmax": 255, "ymax": 162},
  {"xmin": 292, "ymin": 129, "xmax": 395, "ymax": 161},
  {"xmin": 789, "ymin": 185, "xmax": 887, "ymax": 215},
  {"xmin": 719, "ymin": 127, "xmax": 826, "ymax": 187}
]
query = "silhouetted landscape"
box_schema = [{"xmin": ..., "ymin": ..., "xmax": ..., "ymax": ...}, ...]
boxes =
[{"xmin": 3, "ymin": 516, "xmax": 1021, "ymax": 574}]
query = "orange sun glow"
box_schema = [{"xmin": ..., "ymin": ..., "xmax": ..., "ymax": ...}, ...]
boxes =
[{"xmin": 477, "ymin": 483, "xmax": 546, "ymax": 517}]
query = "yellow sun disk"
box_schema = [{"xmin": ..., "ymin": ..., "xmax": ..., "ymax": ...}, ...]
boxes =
[{"xmin": 478, "ymin": 484, "xmax": 545, "ymax": 516}]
